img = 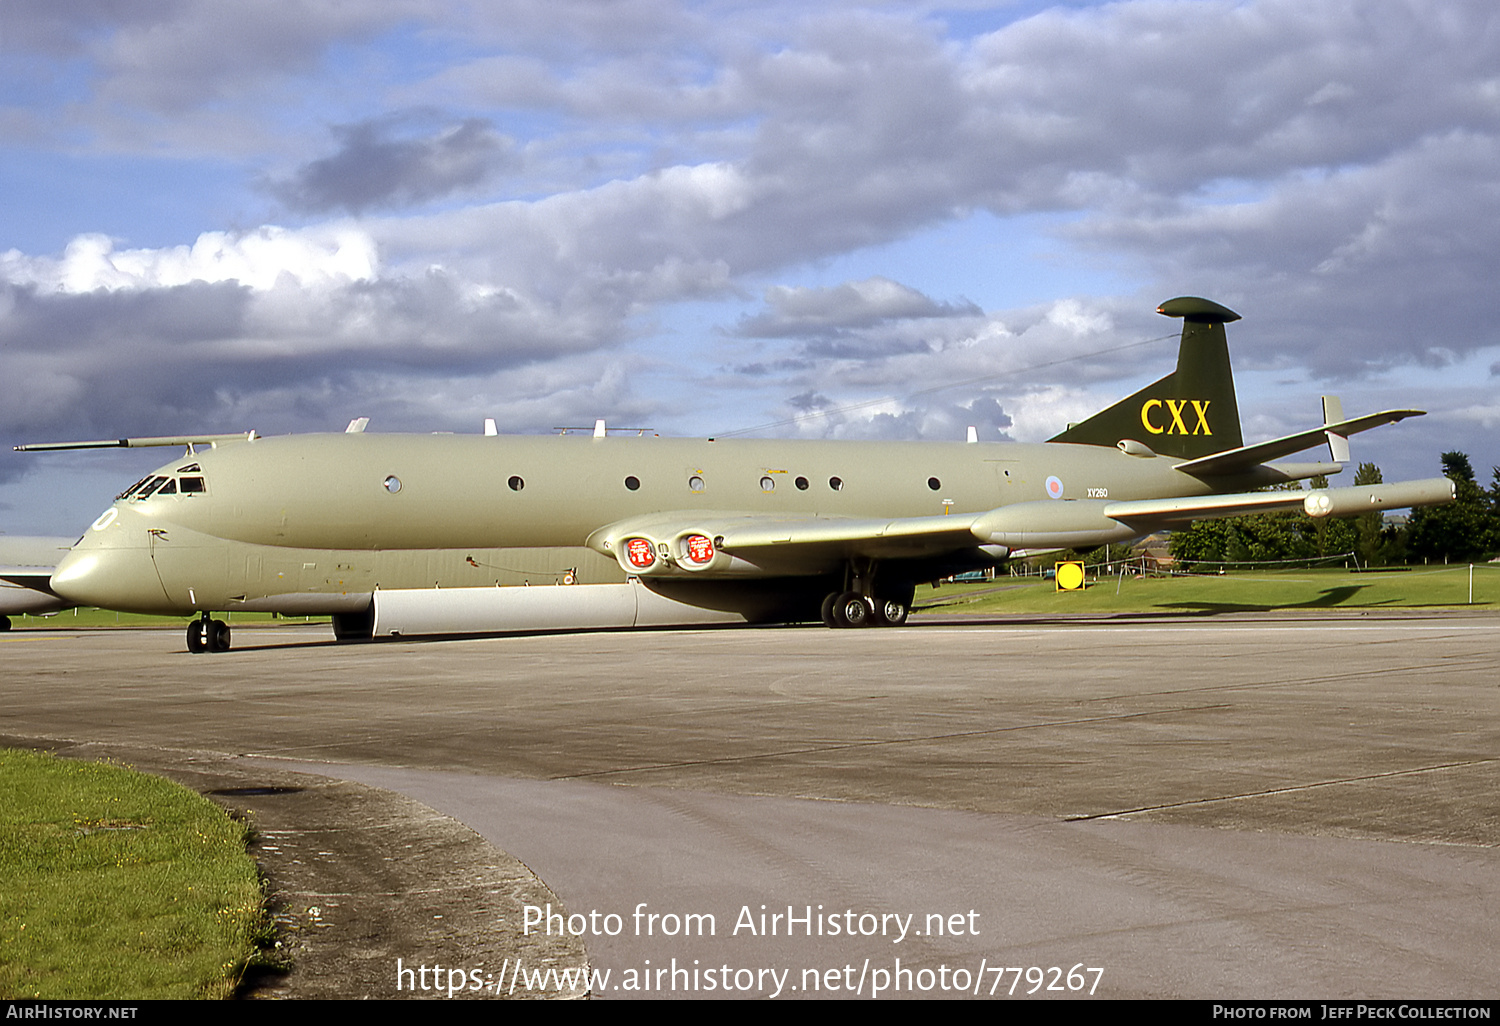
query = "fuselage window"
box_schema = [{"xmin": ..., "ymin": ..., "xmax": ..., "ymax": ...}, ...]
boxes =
[
  {"xmin": 928, "ymin": 477, "xmax": 942, "ymax": 491},
  {"xmin": 759, "ymin": 476, "xmax": 775, "ymax": 492},
  {"xmin": 179, "ymin": 477, "xmax": 206, "ymax": 494},
  {"xmin": 383, "ymin": 476, "xmax": 402, "ymax": 493},
  {"xmin": 625, "ymin": 476, "xmax": 641, "ymax": 491},
  {"xmin": 829, "ymin": 476, "xmax": 843, "ymax": 491},
  {"xmin": 508, "ymin": 476, "xmax": 525, "ymax": 491},
  {"xmin": 688, "ymin": 475, "xmax": 705, "ymax": 492},
  {"xmin": 156, "ymin": 478, "xmax": 178, "ymax": 495},
  {"xmin": 794, "ymin": 476, "xmax": 809, "ymax": 490}
]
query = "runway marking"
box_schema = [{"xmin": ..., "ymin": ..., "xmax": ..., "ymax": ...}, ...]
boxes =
[
  {"xmin": 548, "ymin": 703, "xmax": 1234, "ymax": 781},
  {"xmin": 1066, "ymin": 757, "xmax": 1500, "ymax": 825}
]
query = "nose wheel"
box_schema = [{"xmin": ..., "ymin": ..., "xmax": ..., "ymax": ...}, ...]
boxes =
[{"xmin": 187, "ymin": 615, "xmax": 231, "ymax": 653}]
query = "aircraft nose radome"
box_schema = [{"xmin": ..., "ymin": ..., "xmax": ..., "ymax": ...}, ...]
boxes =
[{"xmin": 50, "ymin": 540, "xmax": 170, "ymax": 614}]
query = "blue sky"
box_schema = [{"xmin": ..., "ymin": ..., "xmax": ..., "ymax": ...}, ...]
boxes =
[{"xmin": 3, "ymin": 0, "xmax": 1499, "ymax": 534}]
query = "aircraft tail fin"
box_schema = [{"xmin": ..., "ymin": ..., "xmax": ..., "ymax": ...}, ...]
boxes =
[{"xmin": 1047, "ymin": 296, "xmax": 1244, "ymax": 460}]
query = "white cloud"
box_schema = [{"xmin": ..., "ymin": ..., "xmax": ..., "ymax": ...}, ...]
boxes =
[
  {"xmin": 2, "ymin": 227, "xmax": 379, "ymax": 293},
  {"xmin": 4, "ymin": 0, "xmax": 1500, "ymax": 528}
]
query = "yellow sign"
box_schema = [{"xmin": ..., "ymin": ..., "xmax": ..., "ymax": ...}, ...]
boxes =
[
  {"xmin": 1140, "ymin": 398, "xmax": 1211, "ymax": 435},
  {"xmin": 1055, "ymin": 561, "xmax": 1086, "ymax": 592}
]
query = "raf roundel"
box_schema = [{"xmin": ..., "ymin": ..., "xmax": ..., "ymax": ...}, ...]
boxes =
[{"xmin": 1045, "ymin": 476, "xmax": 1064, "ymax": 500}]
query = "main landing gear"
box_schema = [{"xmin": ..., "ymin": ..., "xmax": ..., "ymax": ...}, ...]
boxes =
[
  {"xmin": 820, "ymin": 563, "xmax": 915, "ymax": 629},
  {"xmin": 186, "ymin": 613, "xmax": 231, "ymax": 653}
]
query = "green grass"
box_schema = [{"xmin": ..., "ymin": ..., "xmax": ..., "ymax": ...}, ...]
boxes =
[
  {"xmin": 916, "ymin": 564, "xmax": 1500, "ymax": 617},
  {"xmin": 9, "ymin": 609, "xmax": 326, "ymax": 629},
  {"xmin": 0, "ymin": 749, "xmax": 267, "ymax": 1000}
]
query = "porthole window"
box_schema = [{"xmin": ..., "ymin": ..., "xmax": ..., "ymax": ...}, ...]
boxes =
[
  {"xmin": 508, "ymin": 475, "xmax": 524, "ymax": 491},
  {"xmin": 383, "ymin": 475, "xmax": 402, "ymax": 493},
  {"xmin": 928, "ymin": 477, "xmax": 942, "ymax": 491},
  {"xmin": 829, "ymin": 476, "xmax": 843, "ymax": 491},
  {"xmin": 688, "ymin": 475, "xmax": 705, "ymax": 492},
  {"xmin": 794, "ymin": 476, "xmax": 809, "ymax": 490},
  {"xmin": 625, "ymin": 475, "xmax": 641, "ymax": 491},
  {"xmin": 760, "ymin": 476, "xmax": 775, "ymax": 492}
]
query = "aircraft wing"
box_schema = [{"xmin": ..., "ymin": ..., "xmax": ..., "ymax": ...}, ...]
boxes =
[
  {"xmin": 589, "ymin": 477, "xmax": 1455, "ymax": 575},
  {"xmin": 588, "ymin": 511, "xmax": 984, "ymax": 572},
  {"xmin": 0, "ymin": 569, "xmax": 58, "ymax": 591},
  {"xmin": 0, "ymin": 564, "xmax": 68, "ymax": 616},
  {"xmin": 1173, "ymin": 410, "xmax": 1424, "ymax": 477},
  {"xmin": 1100, "ymin": 477, "xmax": 1456, "ymax": 527}
]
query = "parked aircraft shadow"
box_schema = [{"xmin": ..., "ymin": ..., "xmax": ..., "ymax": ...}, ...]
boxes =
[{"xmin": 1157, "ymin": 584, "xmax": 1379, "ymax": 614}]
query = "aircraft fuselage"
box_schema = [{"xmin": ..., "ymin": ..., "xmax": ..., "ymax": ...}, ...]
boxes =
[{"xmin": 49, "ymin": 431, "xmax": 1250, "ymax": 618}]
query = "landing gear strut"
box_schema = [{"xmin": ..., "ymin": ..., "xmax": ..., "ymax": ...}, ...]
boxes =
[{"xmin": 187, "ymin": 613, "xmax": 231, "ymax": 653}]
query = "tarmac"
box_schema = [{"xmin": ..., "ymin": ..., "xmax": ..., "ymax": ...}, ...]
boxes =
[{"xmin": 2, "ymin": 609, "xmax": 1497, "ymax": 999}]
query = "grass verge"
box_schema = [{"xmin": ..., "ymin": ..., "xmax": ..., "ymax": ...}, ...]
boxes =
[
  {"xmin": 916, "ymin": 564, "xmax": 1500, "ymax": 617},
  {"xmin": 8, "ymin": 609, "xmax": 326, "ymax": 629},
  {"xmin": 0, "ymin": 749, "xmax": 268, "ymax": 999}
]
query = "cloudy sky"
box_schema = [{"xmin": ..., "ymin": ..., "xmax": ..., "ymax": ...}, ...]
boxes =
[{"xmin": 3, "ymin": 0, "xmax": 1498, "ymax": 534}]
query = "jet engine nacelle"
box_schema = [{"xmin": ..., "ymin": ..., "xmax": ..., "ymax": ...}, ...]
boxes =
[{"xmin": 970, "ymin": 500, "xmax": 1139, "ymax": 550}]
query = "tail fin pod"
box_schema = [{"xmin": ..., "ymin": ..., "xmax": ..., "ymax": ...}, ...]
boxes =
[{"xmin": 1047, "ymin": 296, "xmax": 1244, "ymax": 460}]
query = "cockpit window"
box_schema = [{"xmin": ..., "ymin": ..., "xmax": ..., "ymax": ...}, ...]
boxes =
[
  {"xmin": 179, "ymin": 476, "xmax": 205, "ymax": 494},
  {"xmin": 176, "ymin": 463, "xmax": 201, "ymax": 473},
  {"xmin": 117, "ymin": 476, "xmax": 153, "ymax": 500},
  {"xmin": 156, "ymin": 478, "xmax": 178, "ymax": 495},
  {"xmin": 134, "ymin": 476, "xmax": 169, "ymax": 499}
]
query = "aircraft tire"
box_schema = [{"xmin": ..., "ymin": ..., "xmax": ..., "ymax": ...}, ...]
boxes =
[
  {"xmin": 833, "ymin": 591, "xmax": 872, "ymax": 628},
  {"xmin": 209, "ymin": 619, "xmax": 231, "ymax": 653},
  {"xmin": 0, "ymin": 615, "xmax": 10, "ymax": 631},
  {"xmin": 820, "ymin": 592, "xmax": 840, "ymax": 628},
  {"xmin": 186, "ymin": 620, "xmax": 206, "ymax": 653},
  {"xmin": 874, "ymin": 598, "xmax": 909, "ymax": 627}
]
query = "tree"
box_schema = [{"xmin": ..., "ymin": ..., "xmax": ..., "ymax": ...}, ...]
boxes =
[
  {"xmin": 1349, "ymin": 462, "xmax": 1405, "ymax": 567},
  {"xmin": 1170, "ymin": 483, "xmax": 1326, "ymax": 569},
  {"xmin": 1405, "ymin": 451, "xmax": 1500, "ymax": 564}
]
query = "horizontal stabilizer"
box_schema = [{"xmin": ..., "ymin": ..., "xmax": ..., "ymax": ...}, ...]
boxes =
[{"xmin": 1174, "ymin": 410, "xmax": 1424, "ymax": 476}]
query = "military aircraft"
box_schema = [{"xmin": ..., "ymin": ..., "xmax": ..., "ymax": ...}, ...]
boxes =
[
  {"xmin": 19, "ymin": 297, "xmax": 1453, "ymax": 652},
  {"xmin": 0, "ymin": 535, "xmax": 76, "ymax": 630}
]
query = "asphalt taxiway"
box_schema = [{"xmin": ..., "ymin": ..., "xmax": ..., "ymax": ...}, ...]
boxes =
[{"xmin": 3, "ymin": 611, "xmax": 1497, "ymax": 998}]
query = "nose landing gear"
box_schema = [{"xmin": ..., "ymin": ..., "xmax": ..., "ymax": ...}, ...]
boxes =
[{"xmin": 186, "ymin": 613, "xmax": 231, "ymax": 653}]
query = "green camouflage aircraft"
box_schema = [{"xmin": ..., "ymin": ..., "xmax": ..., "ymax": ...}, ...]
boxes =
[{"xmin": 18, "ymin": 297, "xmax": 1453, "ymax": 652}]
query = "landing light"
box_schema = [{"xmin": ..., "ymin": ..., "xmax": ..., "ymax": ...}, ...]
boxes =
[
  {"xmin": 624, "ymin": 537, "xmax": 655, "ymax": 569},
  {"xmin": 683, "ymin": 534, "xmax": 715, "ymax": 565}
]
